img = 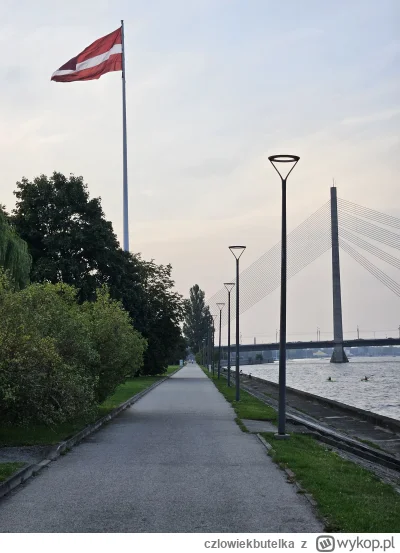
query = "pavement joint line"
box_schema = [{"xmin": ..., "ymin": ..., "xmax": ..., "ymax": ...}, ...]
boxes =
[{"xmin": 0, "ymin": 367, "xmax": 182, "ymax": 500}]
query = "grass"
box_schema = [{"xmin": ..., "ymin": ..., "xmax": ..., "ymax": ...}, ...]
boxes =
[
  {"xmin": 202, "ymin": 367, "xmax": 277, "ymax": 422},
  {"xmin": 0, "ymin": 462, "xmax": 25, "ymax": 482},
  {"xmin": 203, "ymin": 365, "xmax": 400, "ymax": 533},
  {"xmin": 0, "ymin": 365, "xmax": 180, "ymax": 447},
  {"xmin": 263, "ymin": 433, "xmax": 400, "ymax": 533}
]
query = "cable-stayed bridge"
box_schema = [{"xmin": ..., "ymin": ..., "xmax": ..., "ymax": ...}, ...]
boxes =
[{"xmin": 206, "ymin": 187, "xmax": 400, "ymax": 363}]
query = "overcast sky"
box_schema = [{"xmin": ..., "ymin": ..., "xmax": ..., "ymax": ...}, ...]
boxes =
[{"xmin": 1, "ymin": 0, "xmax": 399, "ymax": 344}]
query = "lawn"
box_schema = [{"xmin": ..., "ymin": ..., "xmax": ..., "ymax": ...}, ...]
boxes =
[
  {"xmin": 0, "ymin": 462, "xmax": 25, "ymax": 482},
  {"xmin": 264, "ymin": 432, "xmax": 400, "ymax": 533},
  {"xmin": 0, "ymin": 365, "xmax": 180, "ymax": 447},
  {"xmin": 203, "ymin": 368, "xmax": 277, "ymax": 422},
  {"xmin": 203, "ymin": 365, "xmax": 400, "ymax": 533}
]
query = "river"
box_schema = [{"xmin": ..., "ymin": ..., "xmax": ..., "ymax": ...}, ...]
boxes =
[{"xmin": 240, "ymin": 356, "xmax": 400, "ymax": 421}]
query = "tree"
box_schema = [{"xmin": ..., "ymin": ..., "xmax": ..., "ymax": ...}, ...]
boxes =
[
  {"xmin": 136, "ymin": 260, "xmax": 184, "ymax": 375},
  {"xmin": 11, "ymin": 172, "xmax": 184, "ymax": 375},
  {"xmin": 183, "ymin": 284, "xmax": 211, "ymax": 353},
  {"xmin": 0, "ymin": 207, "xmax": 31, "ymax": 289},
  {"xmin": 12, "ymin": 172, "xmax": 123, "ymax": 301}
]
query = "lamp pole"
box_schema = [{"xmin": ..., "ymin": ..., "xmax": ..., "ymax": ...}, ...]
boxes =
[
  {"xmin": 216, "ymin": 303, "xmax": 225, "ymax": 378},
  {"xmin": 268, "ymin": 154, "xmax": 299, "ymax": 438},
  {"xmin": 212, "ymin": 314, "xmax": 217, "ymax": 376},
  {"xmin": 229, "ymin": 246, "xmax": 246, "ymax": 401},
  {"xmin": 224, "ymin": 283, "xmax": 235, "ymax": 387},
  {"xmin": 207, "ymin": 320, "xmax": 212, "ymax": 372}
]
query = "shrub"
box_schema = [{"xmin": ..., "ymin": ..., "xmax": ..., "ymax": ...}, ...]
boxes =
[
  {"xmin": 0, "ymin": 275, "xmax": 147, "ymax": 425},
  {"xmin": 0, "ymin": 278, "xmax": 98, "ymax": 425},
  {"xmin": 81, "ymin": 286, "xmax": 147, "ymax": 402}
]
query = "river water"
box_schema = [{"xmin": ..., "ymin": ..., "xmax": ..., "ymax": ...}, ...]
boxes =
[{"xmin": 240, "ymin": 356, "xmax": 400, "ymax": 421}]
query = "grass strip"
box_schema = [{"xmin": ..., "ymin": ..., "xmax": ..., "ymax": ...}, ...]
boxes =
[
  {"xmin": 0, "ymin": 365, "xmax": 180, "ymax": 447},
  {"xmin": 0, "ymin": 462, "xmax": 25, "ymax": 482},
  {"xmin": 203, "ymin": 365, "xmax": 400, "ymax": 533},
  {"xmin": 263, "ymin": 432, "xmax": 400, "ymax": 533},
  {"xmin": 202, "ymin": 367, "xmax": 277, "ymax": 422}
]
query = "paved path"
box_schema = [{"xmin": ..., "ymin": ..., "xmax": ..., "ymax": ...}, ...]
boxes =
[{"xmin": 0, "ymin": 364, "xmax": 322, "ymax": 532}]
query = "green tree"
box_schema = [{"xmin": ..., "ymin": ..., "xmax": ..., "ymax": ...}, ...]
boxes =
[
  {"xmin": 0, "ymin": 207, "xmax": 31, "ymax": 289},
  {"xmin": 137, "ymin": 260, "xmax": 184, "ymax": 375},
  {"xmin": 12, "ymin": 172, "xmax": 124, "ymax": 301},
  {"xmin": 183, "ymin": 284, "xmax": 211, "ymax": 353},
  {"xmin": 11, "ymin": 172, "xmax": 184, "ymax": 375}
]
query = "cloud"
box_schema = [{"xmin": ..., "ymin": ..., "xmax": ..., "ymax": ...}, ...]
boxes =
[{"xmin": 1, "ymin": 0, "xmax": 400, "ymax": 342}]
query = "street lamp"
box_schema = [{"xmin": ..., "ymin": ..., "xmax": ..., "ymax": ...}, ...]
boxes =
[
  {"xmin": 212, "ymin": 314, "xmax": 217, "ymax": 376},
  {"xmin": 216, "ymin": 303, "xmax": 225, "ymax": 378},
  {"xmin": 268, "ymin": 154, "xmax": 300, "ymax": 438},
  {"xmin": 224, "ymin": 282, "xmax": 235, "ymax": 387},
  {"xmin": 229, "ymin": 246, "xmax": 246, "ymax": 401}
]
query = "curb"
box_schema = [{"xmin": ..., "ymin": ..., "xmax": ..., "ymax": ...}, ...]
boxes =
[
  {"xmin": 246, "ymin": 374, "xmax": 400, "ymax": 433},
  {"xmin": 223, "ymin": 372, "xmax": 400, "ymax": 473},
  {"xmin": 0, "ymin": 367, "xmax": 182, "ymax": 500}
]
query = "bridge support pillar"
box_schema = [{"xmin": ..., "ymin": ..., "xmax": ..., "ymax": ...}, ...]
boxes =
[{"xmin": 330, "ymin": 186, "xmax": 348, "ymax": 364}]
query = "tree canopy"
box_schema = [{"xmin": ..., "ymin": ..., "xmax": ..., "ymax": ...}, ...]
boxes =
[
  {"xmin": 183, "ymin": 284, "xmax": 211, "ymax": 353},
  {"xmin": 0, "ymin": 206, "xmax": 31, "ymax": 289},
  {"xmin": 11, "ymin": 171, "xmax": 184, "ymax": 375}
]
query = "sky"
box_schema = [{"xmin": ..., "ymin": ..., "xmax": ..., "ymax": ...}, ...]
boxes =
[{"xmin": 1, "ymin": 0, "xmax": 399, "ymax": 344}]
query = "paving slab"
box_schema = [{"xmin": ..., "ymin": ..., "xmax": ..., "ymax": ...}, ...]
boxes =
[{"xmin": 0, "ymin": 364, "xmax": 322, "ymax": 533}]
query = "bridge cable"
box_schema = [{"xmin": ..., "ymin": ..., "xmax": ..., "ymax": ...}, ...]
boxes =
[
  {"xmin": 338, "ymin": 198, "xmax": 400, "ymax": 230},
  {"xmin": 339, "ymin": 239, "xmax": 400, "ymax": 298},
  {"xmin": 207, "ymin": 202, "xmax": 332, "ymax": 324},
  {"xmin": 338, "ymin": 212, "xmax": 400, "ymax": 251},
  {"xmin": 340, "ymin": 229, "xmax": 400, "ymax": 271},
  {"xmin": 208, "ymin": 216, "xmax": 331, "ymax": 318}
]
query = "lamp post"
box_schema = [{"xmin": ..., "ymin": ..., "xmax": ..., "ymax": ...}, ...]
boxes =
[
  {"xmin": 224, "ymin": 283, "xmax": 235, "ymax": 387},
  {"xmin": 207, "ymin": 319, "xmax": 212, "ymax": 372},
  {"xmin": 216, "ymin": 303, "xmax": 225, "ymax": 378},
  {"xmin": 268, "ymin": 154, "xmax": 300, "ymax": 438},
  {"xmin": 229, "ymin": 246, "xmax": 246, "ymax": 401},
  {"xmin": 212, "ymin": 314, "xmax": 217, "ymax": 376}
]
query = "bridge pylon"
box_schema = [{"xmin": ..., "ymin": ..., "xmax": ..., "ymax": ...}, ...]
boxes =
[{"xmin": 330, "ymin": 185, "xmax": 348, "ymax": 363}]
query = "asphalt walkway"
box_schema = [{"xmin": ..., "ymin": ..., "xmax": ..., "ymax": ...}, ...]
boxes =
[{"xmin": 0, "ymin": 364, "xmax": 322, "ymax": 532}]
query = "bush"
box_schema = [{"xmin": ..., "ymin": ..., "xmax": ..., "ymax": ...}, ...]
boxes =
[
  {"xmin": 0, "ymin": 279, "xmax": 98, "ymax": 425},
  {"xmin": 81, "ymin": 286, "xmax": 147, "ymax": 402},
  {"xmin": 0, "ymin": 275, "xmax": 147, "ymax": 425}
]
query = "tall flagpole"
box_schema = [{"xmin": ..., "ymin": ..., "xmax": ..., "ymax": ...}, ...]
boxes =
[{"xmin": 121, "ymin": 19, "xmax": 129, "ymax": 251}]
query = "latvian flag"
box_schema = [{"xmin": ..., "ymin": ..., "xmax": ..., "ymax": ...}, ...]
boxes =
[{"xmin": 51, "ymin": 27, "xmax": 122, "ymax": 82}]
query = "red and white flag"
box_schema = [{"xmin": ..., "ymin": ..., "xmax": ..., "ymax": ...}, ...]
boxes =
[{"xmin": 51, "ymin": 27, "xmax": 122, "ymax": 82}]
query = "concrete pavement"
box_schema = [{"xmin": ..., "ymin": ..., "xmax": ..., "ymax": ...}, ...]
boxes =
[{"xmin": 0, "ymin": 364, "xmax": 323, "ymax": 532}]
